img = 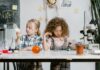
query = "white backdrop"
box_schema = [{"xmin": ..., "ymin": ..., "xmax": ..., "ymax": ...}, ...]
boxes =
[
  {"xmin": 19, "ymin": 0, "xmax": 94, "ymax": 70},
  {"xmin": 0, "ymin": 0, "xmax": 95, "ymax": 70}
]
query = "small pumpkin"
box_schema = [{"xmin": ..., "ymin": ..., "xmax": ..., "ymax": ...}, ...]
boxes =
[{"xmin": 32, "ymin": 45, "xmax": 41, "ymax": 53}]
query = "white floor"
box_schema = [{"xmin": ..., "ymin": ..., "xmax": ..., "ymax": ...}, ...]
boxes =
[{"xmin": 0, "ymin": 62, "xmax": 95, "ymax": 70}]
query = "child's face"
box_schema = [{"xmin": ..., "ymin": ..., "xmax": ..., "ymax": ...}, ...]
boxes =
[
  {"xmin": 53, "ymin": 26, "xmax": 62, "ymax": 37},
  {"xmin": 26, "ymin": 22, "xmax": 37, "ymax": 36}
]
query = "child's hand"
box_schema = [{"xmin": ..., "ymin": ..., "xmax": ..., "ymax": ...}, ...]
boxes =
[
  {"xmin": 15, "ymin": 31, "xmax": 21, "ymax": 44},
  {"xmin": 43, "ymin": 32, "xmax": 52, "ymax": 51},
  {"xmin": 16, "ymin": 31, "xmax": 20, "ymax": 39},
  {"xmin": 44, "ymin": 32, "xmax": 52, "ymax": 37}
]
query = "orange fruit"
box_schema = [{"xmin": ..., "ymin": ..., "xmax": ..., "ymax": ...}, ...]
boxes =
[{"xmin": 32, "ymin": 45, "xmax": 41, "ymax": 53}]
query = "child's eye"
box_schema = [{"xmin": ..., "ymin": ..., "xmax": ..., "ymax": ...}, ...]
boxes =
[
  {"xmin": 28, "ymin": 27, "xmax": 32, "ymax": 29},
  {"xmin": 29, "ymin": 27, "xmax": 31, "ymax": 29}
]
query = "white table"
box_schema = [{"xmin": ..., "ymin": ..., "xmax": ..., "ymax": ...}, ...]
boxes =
[{"xmin": 0, "ymin": 50, "xmax": 100, "ymax": 62}]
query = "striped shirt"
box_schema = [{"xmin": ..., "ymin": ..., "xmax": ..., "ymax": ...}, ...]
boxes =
[{"xmin": 17, "ymin": 35, "xmax": 42, "ymax": 49}]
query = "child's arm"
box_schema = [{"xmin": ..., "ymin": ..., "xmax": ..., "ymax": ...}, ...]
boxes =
[
  {"xmin": 21, "ymin": 47, "xmax": 32, "ymax": 51},
  {"xmin": 15, "ymin": 36, "xmax": 20, "ymax": 46},
  {"xmin": 15, "ymin": 31, "xmax": 21, "ymax": 49},
  {"xmin": 15, "ymin": 34, "xmax": 26, "ymax": 50},
  {"xmin": 43, "ymin": 32, "xmax": 52, "ymax": 51}
]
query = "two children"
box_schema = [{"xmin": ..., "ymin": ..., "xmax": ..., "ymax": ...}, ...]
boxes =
[{"xmin": 16, "ymin": 17, "xmax": 72, "ymax": 70}]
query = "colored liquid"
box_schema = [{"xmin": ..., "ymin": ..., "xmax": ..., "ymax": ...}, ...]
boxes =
[{"xmin": 76, "ymin": 44, "xmax": 84, "ymax": 55}]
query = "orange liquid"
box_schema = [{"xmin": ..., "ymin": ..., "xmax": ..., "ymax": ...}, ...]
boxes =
[{"xmin": 76, "ymin": 44, "xmax": 84, "ymax": 55}]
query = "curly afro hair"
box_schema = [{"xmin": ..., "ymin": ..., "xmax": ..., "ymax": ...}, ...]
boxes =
[{"xmin": 45, "ymin": 17, "xmax": 69, "ymax": 37}]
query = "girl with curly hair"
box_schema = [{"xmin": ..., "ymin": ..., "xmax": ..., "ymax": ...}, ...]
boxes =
[{"xmin": 43, "ymin": 17, "xmax": 72, "ymax": 70}]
